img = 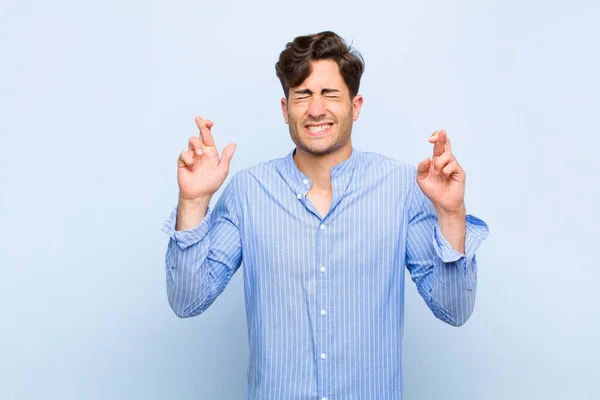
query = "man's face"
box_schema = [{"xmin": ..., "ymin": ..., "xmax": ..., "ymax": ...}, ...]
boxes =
[{"xmin": 281, "ymin": 59, "xmax": 363, "ymax": 156}]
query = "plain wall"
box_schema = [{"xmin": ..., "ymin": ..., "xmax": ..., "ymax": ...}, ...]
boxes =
[{"xmin": 1, "ymin": 0, "xmax": 599, "ymax": 398}]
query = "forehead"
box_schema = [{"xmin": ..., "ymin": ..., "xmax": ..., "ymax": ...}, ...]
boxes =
[{"xmin": 294, "ymin": 59, "xmax": 348, "ymax": 92}]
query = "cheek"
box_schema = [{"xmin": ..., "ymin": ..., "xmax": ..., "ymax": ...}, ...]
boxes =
[
  {"xmin": 330, "ymin": 101, "xmax": 352, "ymax": 115},
  {"xmin": 289, "ymin": 107, "xmax": 307, "ymax": 123}
]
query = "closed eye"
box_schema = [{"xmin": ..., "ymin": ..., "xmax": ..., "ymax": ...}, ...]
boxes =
[{"xmin": 292, "ymin": 88, "xmax": 342, "ymax": 100}]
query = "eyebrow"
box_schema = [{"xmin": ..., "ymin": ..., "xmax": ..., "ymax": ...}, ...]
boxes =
[{"xmin": 293, "ymin": 88, "xmax": 341, "ymax": 96}]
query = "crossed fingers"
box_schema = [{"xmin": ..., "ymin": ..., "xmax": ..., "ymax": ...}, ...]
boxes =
[
  {"xmin": 429, "ymin": 129, "xmax": 462, "ymax": 178},
  {"xmin": 188, "ymin": 116, "xmax": 216, "ymax": 158}
]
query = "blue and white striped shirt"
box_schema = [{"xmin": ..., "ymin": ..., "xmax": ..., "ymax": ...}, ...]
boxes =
[{"xmin": 162, "ymin": 148, "xmax": 489, "ymax": 400}]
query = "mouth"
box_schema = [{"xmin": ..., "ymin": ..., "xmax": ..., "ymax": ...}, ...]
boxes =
[{"xmin": 304, "ymin": 123, "xmax": 333, "ymax": 137}]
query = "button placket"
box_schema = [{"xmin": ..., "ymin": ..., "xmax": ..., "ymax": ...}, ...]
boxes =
[{"xmin": 316, "ymin": 219, "xmax": 329, "ymax": 397}]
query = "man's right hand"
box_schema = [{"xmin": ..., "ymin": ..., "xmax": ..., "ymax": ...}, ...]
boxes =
[{"xmin": 176, "ymin": 116, "xmax": 236, "ymax": 230}]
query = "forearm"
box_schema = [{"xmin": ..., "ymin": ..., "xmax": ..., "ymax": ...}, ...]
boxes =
[
  {"xmin": 176, "ymin": 196, "xmax": 211, "ymax": 231},
  {"xmin": 435, "ymin": 205, "xmax": 466, "ymax": 254}
]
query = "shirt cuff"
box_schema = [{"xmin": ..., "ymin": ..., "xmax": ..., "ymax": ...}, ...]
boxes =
[
  {"xmin": 433, "ymin": 214, "xmax": 489, "ymax": 263},
  {"xmin": 161, "ymin": 205, "xmax": 213, "ymax": 250}
]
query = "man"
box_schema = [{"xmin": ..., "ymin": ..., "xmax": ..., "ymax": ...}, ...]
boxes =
[{"xmin": 162, "ymin": 31, "xmax": 489, "ymax": 399}]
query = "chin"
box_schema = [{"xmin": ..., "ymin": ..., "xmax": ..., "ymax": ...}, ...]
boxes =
[{"xmin": 297, "ymin": 139, "xmax": 348, "ymax": 157}]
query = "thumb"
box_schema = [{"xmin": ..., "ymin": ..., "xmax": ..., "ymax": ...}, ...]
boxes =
[
  {"xmin": 417, "ymin": 158, "xmax": 431, "ymax": 181},
  {"xmin": 219, "ymin": 143, "xmax": 237, "ymax": 171}
]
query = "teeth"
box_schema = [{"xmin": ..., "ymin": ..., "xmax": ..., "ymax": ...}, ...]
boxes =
[{"xmin": 307, "ymin": 124, "xmax": 332, "ymax": 132}]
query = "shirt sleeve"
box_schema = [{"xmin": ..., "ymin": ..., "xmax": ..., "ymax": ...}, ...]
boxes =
[
  {"xmin": 161, "ymin": 173, "xmax": 243, "ymax": 318},
  {"xmin": 405, "ymin": 169, "xmax": 489, "ymax": 327}
]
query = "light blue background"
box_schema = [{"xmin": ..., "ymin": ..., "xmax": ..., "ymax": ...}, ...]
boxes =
[{"xmin": 1, "ymin": 0, "xmax": 599, "ymax": 399}]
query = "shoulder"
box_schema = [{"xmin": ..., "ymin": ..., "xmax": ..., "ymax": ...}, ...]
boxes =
[
  {"xmin": 355, "ymin": 149, "xmax": 416, "ymax": 178},
  {"xmin": 243, "ymin": 155, "xmax": 285, "ymax": 176},
  {"xmin": 228, "ymin": 154, "xmax": 288, "ymax": 187}
]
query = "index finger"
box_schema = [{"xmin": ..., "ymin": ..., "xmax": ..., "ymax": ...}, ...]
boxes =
[{"xmin": 195, "ymin": 116, "xmax": 215, "ymax": 147}]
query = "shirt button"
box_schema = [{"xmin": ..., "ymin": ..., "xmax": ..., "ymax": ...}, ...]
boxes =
[
  {"xmin": 320, "ymin": 224, "xmax": 326, "ymax": 230},
  {"xmin": 322, "ymin": 398, "xmax": 328, "ymax": 400},
  {"xmin": 320, "ymin": 266, "xmax": 326, "ymax": 273},
  {"xmin": 320, "ymin": 309, "xmax": 327, "ymax": 316},
  {"xmin": 320, "ymin": 353, "xmax": 327, "ymax": 360},
  {"xmin": 296, "ymin": 193, "xmax": 302, "ymax": 199},
  {"xmin": 303, "ymin": 179, "xmax": 309, "ymax": 185}
]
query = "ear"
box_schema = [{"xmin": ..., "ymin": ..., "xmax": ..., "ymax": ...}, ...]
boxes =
[
  {"xmin": 352, "ymin": 94, "xmax": 363, "ymax": 121},
  {"xmin": 281, "ymin": 98, "xmax": 289, "ymax": 124}
]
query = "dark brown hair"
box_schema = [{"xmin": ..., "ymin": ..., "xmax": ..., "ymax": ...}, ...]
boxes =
[{"xmin": 275, "ymin": 31, "xmax": 365, "ymax": 99}]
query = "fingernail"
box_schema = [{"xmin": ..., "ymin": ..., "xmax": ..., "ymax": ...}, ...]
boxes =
[{"xmin": 196, "ymin": 148, "xmax": 203, "ymax": 155}]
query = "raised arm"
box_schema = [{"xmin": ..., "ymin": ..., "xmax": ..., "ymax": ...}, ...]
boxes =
[
  {"xmin": 406, "ymin": 129, "xmax": 489, "ymax": 326},
  {"xmin": 161, "ymin": 116, "xmax": 240, "ymax": 318}
]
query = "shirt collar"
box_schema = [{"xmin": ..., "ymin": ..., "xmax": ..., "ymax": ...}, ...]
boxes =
[{"xmin": 280, "ymin": 146, "xmax": 360, "ymax": 192}]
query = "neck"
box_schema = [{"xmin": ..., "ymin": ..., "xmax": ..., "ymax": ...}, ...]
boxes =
[{"xmin": 293, "ymin": 142, "xmax": 353, "ymax": 191}]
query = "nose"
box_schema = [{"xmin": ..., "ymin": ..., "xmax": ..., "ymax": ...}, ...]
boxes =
[{"xmin": 307, "ymin": 96, "xmax": 326, "ymax": 119}]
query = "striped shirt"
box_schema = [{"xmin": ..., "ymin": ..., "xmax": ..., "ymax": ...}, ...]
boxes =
[{"xmin": 162, "ymin": 147, "xmax": 489, "ymax": 400}]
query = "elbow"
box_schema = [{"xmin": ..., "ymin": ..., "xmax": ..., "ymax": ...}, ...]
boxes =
[
  {"xmin": 448, "ymin": 304, "xmax": 475, "ymax": 327},
  {"xmin": 435, "ymin": 312, "xmax": 471, "ymax": 327},
  {"xmin": 432, "ymin": 298, "xmax": 475, "ymax": 327},
  {"xmin": 167, "ymin": 290, "xmax": 209, "ymax": 319},
  {"xmin": 167, "ymin": 291, "xmax": 196, "ymax": 319},
  {"xmin": 170, "ymin": 302, "xmax": 204, "ymax": 319},
  {"xmin": 166, "ymin": 280, "xmax": 204, "ymax": 318},
  {"xmin": 168, "ymin": 297, "xmax": 204, "ymax": 319},
  {"xmin": 447, "ymin": 313, "xmax": 471, "ymax": 327},
  {"xmin": 170, "ymin": 304, "xmax": 192, "ymax": 318}
]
